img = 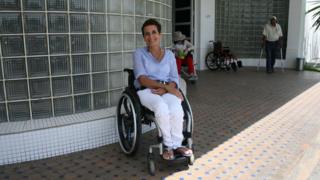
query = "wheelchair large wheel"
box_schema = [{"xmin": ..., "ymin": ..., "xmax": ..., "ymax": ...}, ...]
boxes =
[
  {"xmin": 181, "ymin": 91, "xmax": 194, "ymax": 149},
  {"xmin": 116, "ymin": 88, "xmax": 142, "ymax": 155},
  {"xmin": 205, "ymin": 52, "xmax": 219, "ymax": 70}
]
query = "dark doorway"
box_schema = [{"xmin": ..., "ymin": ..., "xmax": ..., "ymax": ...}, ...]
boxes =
[{"xmin": 173, "ymin": 0, "xmax": 194, "ymax": 42}]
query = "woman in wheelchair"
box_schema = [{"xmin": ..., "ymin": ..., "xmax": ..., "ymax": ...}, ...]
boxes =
[
  {"xmin": 133, "ymin": 19, "xmax": 193, "ymax": 160},
  {"xmin": 172, "ymin": 31, "xmax": 197, "ymax": 81}
]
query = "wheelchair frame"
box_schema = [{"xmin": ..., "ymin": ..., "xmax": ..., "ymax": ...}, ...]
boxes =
[
  {"xmin": 180, "ymin": 52, "xmax": 198, "ymax": 84},
  {"xmin": 116, "ymin": 69, "xmax": 194, "ymax": 175},
  {"xmin": 205, "ymin": 40, "xmax": 239, "ymax": 72}
]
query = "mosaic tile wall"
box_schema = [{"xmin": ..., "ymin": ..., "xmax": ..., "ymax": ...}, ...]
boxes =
[
  {"xmin": 0, "ymin": 0, "xmax": 172, "ymax": 122},
  {"xmin": 215, "ymin": 0, "xmax": 289, "ymax": 58}
]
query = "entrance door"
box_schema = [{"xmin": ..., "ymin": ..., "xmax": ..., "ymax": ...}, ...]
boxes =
[{"xmin": 173, "ymin": 0, "xmax": 194, "ymax": 43}]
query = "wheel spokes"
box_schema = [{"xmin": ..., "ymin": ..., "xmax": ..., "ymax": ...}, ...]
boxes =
[{"xmin": 119, "ymin": 96, "xmax": 136, "ymax": 150}]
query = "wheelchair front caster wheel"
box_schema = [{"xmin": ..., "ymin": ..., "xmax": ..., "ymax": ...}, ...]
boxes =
[
  {"xmin": 188, "ymin": 154, "xmax": 195, "ymax": 165},
  {"xmin": 148, "ymin": 158, "xmax": 155, "ymax": 175}
]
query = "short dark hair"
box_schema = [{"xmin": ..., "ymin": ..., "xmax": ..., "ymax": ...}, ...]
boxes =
[{"xmin": 141, "ymin": 18, "xmax": 161, "ymax": 35}]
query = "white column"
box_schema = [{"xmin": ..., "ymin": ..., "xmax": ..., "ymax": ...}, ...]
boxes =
[
  {"xmin": 194, "ymin": 0, "xmax": 215, "ymax": 70},
  {"xmin": 286, "ymin": 0, "xmax": 306, "ymax": 68}
]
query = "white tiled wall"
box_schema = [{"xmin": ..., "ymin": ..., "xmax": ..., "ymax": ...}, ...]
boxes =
[
  {"xmin": 0, "ymin": 115, "xmax": 155, "ymax": 165},
  {"xmin": 0, "ymin": 116, "xmax": 111, "ymax": 165}
]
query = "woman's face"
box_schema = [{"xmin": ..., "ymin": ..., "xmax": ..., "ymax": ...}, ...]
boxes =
[{"xmin": 143, "ymin": 25, "xmax": 161, "ymax": 48}]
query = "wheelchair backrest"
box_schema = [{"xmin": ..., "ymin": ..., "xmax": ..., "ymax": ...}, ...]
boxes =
[{"xmin": 124, "ymin": 68, "xmax": 135, "ymax": 89}]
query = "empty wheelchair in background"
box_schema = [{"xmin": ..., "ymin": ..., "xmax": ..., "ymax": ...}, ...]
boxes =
[
  {"xmin": 116, "ymin": 69, "xmax": 195, "ymax": 175},
  {"xmin": 205, "ymin": 41, "xmax": 242, "ymax": 72}
]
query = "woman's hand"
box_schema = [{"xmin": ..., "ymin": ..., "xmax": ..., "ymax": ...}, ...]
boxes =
[
  {"xmin": 165, "ymin": 86, "xmax": 184, "ymax": 101},
  {"xmin": 151, "ymin": 88, "xmax": 167, "ymax": 96}
]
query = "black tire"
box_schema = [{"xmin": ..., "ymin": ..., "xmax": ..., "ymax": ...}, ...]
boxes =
[
  {"xmin": 116, "ymin": 88, "xmax": 142, "ymax": 155},
  {"xmin": 205, "ymin": 52, "xmax": 219, "ymax": 70},
  {"xmin": 181, "ymin": 90, "xmax": 194, "ymax": 149},
  {"xmin": 147, "ymin": 153, "xmax": 156, "ymax": 176},
  {"xmin": 188, "ymin": 154, "xmax": 195, "ymax": 165},
  {"xmin": 231, "ymin": 61, "xmax": 237, "ymax": 72}
]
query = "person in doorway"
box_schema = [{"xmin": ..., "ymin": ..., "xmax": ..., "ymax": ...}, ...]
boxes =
[
  {"xmin": 262, "ymin": 16, "xmax": 283, "ymax": 73},
  {"xmin": 133, "ymin": 19, "xmax": 193, "ymax": 160},
  {"xmin": 172, "ymin": 31, "xmax": 197, "ymax": 80}
]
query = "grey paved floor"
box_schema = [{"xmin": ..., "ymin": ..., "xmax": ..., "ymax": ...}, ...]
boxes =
[{"xmin": 0, "ymin": 68, "xmax": 320, "ymax": 180}]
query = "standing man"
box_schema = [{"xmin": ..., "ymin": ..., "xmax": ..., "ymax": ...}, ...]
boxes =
[{"xmin": 262, "ymin": 16, "xmax": 283, "ymax": 73}]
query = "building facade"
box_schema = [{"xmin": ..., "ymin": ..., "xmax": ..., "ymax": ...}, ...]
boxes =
[{"xmin": 0, "ymin": 0, "xmax": 307, "ymax": 165}]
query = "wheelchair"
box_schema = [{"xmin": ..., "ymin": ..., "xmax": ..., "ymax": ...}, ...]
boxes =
[
  {"xmin": 205, "ymin": 41, "xmax": 241, "ymax": 72},
  {"xmin": 116, "ymin": 69, "xmax": 195, "ymax": 175}
]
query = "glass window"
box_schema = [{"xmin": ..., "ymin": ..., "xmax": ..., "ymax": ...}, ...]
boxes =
[
  {"xmin": 108, "ymin": 0, "xmax": 121, "ymax": 13},
  {"xmin": 0, "ymin": 13, "xmax": 22, "ymax": 34},
  {"xmin": 49, "ymin": 35, "xmax": 69, "ymax": 54},
  {"xmin": 90, "ymin": 14, "xmax": 106, "ymax": 32},
  {"xmin": 4, "ymin": 58, "xmax": 26, "ymax": 79},
  {"xmin": 110, "ymin": 89, "xmax": 121, "ymax": 106},
  {"xmin": 91, "ymin": 53, "xmax": 108, "ymax": 72},
  {"xmin": 24, "ymin": 0, "xmax": 45, "ymax": 10},
  {"xmin": 91, "ymin": 34, "xmax": 107, "ymax": 52},
  {"xmin": 0, "ymin": 0, "xmax": 21, "ymax": 10},
  {"xmin": 0, "ymin": 82, "xmax": 4, "ymax": 101},
  {"xmin": 108, "ymin": 15, "xmax": 121, "ymax": 32},
  {"xmin": 154, "ymin": 3, "xmax": 160, "ymax": 18},
  {"xmin": 8, "ymin": 101, "xmax": 30, "ymax": 121},
  {"xmin": 72, "ymin": 55, "xmax": 89, "ymax": 74},
  {"xmin": 0, "ymin": 0, "xmax": 172, "ymax": 121},
  {"xmin": 123, "ymin": 52, "xmax": 133, "ymax": 69},
  {"xmin": 74, "ymin": 94, "xmax": 90, "ymax": 112},
  {"xmin": 48, "ymin": 13, "xmax": 68, "ymax": 33},
  {"xmin": 31, "ymin": 99, "xmax": 52, "ymax": 119},
  {"xmin": 0, "ymin": 60, "xmax": 2, "ymax": 80},
  {"xmin": 47, "ymin": 0, "xmax": 67, "ymax": 11},
  {"xmin": 135, "ymin": 0, "xmax": 146, "ymax": 16},
  {"xmin": 109, "ymin": 71, "xmax": 123, "ymax": 89},
  {"xmin": 122, "ymin": 0, "xmax": 134, "ymax": 14},
  {"xmin": 50, "ymin": 56, "xmax": 70, "ymax": 76},
  {"xmin": 54, "ymin": 97, "xmax": 73, "ymax": 116},
  {"xmin": 0, "ymin": 103, "xmax": 6, "ymax": 122},
  {"xmin": 73, "ymin": 75, "xmax": 90, "ymax": 94},
  {"xmin": 123, "ymin": 16, "xmax": 134, "ymax": 32},
  {"xmin": 108, "ymin": 35, "xmax": 122, "ymax": 52},
  {"xmin": 70, "ymin": 14, "xmax": 88, "ymax": 32},
  {"xmin": 0, "ymin": 36, "xmax": 24, "ymax": 57},
  {"xmin": 28, "ymin": 56, "xmax": 49, "ymax": 77},
  {"xmin": 26, "ymin": 35, "xmax": 47, "ymax": 55},
  {"xmin": 52, "ymin": 76, "xmax": 71, "ymax": 96},
  {"xmin": 30, "ymin": 78, "xmax": 50, "ymax": 98},
  {"xmin": 92, "ymin": 73, "xmax": 108, "ymax": 91},
  {"xmin": 24, "ymin": 13, "xmax": 46, "ymax": 33},
  {"xmin": 93, "ymin": 92, "xmax": 108, "ymax": 109},
  {"xmin": 123, "ymin": 35, "xmax": 135, "ymax": 51},
  {"xmin": 71, "ymin": 34, "xmax": 89, "ymax": 53},
  {"xmin": 70, "ymin": 0, "xmax": 88, "ymax": 12},
  {"xmin": 135, "ymin": 17, "xmax": 145, "ymax": 33},
  {"xmin": 6, "ymin": 80, "xmax": 28, "ymax": 100},
  {"xmin": 146, "ymin": 1, "xmax": 154, "ymax": 17},
  {"xmin": 90, "ymin": 0, "xmax": 105, "ymax": 12},
  {"xmin": 109, "ymin": 53, "xmax": 122, "ymax": 71}
]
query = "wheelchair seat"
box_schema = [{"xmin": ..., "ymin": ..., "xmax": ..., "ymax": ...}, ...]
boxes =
[{"xmin": 116, "ymin": 68, "xmax": 194, "ymax": 175}]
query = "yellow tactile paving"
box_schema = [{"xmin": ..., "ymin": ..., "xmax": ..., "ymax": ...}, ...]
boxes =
[{"xmin": 167, "ymin": 82, "xmax": 320, "ymax": 180}]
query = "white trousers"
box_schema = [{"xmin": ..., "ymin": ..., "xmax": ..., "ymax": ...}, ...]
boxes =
[{"xmin": 137, "ymin": 88, "xmax": 184, "ymax": 149}]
